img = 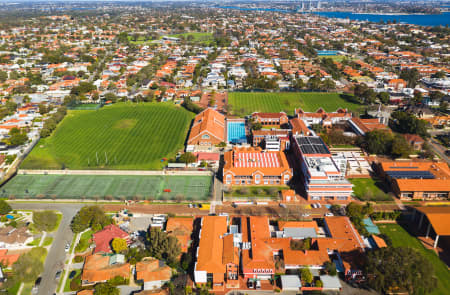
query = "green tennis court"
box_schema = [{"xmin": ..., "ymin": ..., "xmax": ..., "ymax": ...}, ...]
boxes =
[{"xmin": 1, "ymin": 174, "xmax": 212, "ymax": 200}]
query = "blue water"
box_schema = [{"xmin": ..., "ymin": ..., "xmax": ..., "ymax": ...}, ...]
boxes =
[
  {"xmin": 315, "ymin": 11, "xmax": 450, "ymax": 27},
  {"xmin": 227, "ymin": 121, "xmax": 247, "ymax": 144},
  {"xmin": 219, "ymin": 6, "xmax": 292, "ymax": 13},
  {"xmin": 317, "ymin": 50, "xmax": 339, "ymax": 56}
]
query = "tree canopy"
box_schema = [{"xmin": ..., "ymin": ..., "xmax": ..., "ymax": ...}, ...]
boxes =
[
  {"xmin": 71, "ymin": 205, "xmax": 110, "ymax": 233},
  {"xmin": 12, "ymin": 247, "xmax": 45, "ymax": 283},
  {"xmin": 111, "ymin": 238, "xmax": 127, "ymax": 253},
  {"xmin": 94, "ymin": 282, "xmax": 120, "ymax": 295},
  {"xmin": 147, "ymin": 227, "xmax": 181, "ymax": 266},
  {"xmin": 364, "ymin": 247, "xmax": 437, "ymax": 295},
  {"xmin": 32, "ymin": 210, "xmax": 59, "ymax": 232},
  {"xmin": 0, "ymin": 200, "xmax": 12, "ymax": 215},
  {"xmin": 390, "ymin": 111, "xmax": 429, "ymax": 138}
]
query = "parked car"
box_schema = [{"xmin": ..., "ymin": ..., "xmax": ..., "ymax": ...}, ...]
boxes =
[
  {"xmin": 65, "ymin": 243, "xmax": 70, "ymax": 252},
  {"xmin": 69, "ymin": 270, "xmax": 77, "ymax": 279},
  {"xmin": 55, "ymin": 270, "xmax": 62, "ymax": 280},
  {"xmin": 325, "ymin": 212, "xmax": 334, "ymax": 217}
]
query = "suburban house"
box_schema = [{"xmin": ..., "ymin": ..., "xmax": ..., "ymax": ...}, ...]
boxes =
[
  {"xmin": 136, "ymin": 257, "xmax": 172, "ymax": 291},
  {"xmin": 222, "ymin": 147, "xmax": 293, "ymax": 186},
  {"xmin": 81, "ymin": 253, "xmax": 130, "ymax": 286},
  {"xmin": 165, "ymin": 217, "xmax": 193, "ymax": 253},
  {"xmin": 186, "ymin": 108, "xmax": 225, "ymax": 152},
  {"xmin": 93, "ymin": 224, "xmax": 130, "ymax": 254},
  {"xmin": 0, "ymin": 226, "xmax": 32, "ymax": 248},
  {"xmin": 403, "ymin": 134, "xmax": 424, "ymax": 150},
  {"xmin": 379, "ymin": 161, "xmax": 450, "ymax": 200}
]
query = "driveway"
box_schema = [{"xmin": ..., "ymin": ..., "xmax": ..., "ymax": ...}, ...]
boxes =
[{"xmin": 10, "ymin": 202, "xmax": 84, "ymax": 295}]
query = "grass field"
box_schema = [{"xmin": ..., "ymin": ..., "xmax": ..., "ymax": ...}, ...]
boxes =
[
  {"xmin": 228, "ymin": 92, "xmax": 362, "ymax": 116},
  {"xmin": 379, "ymin": 223, "xmax": 450, "ymax": 295},
  {"xmin": 1, "ymin": 174, "xmax": 212, "ymax": 200},
  {"xmin": 350, "ymin": 178, "xmax": 392, "ymax": 201},
  {"xmin": 168, "ymin": 32, "xmax": 214, "ymax": 44},
  {"xmin": 22, "ymin": 103, "xmax": 194, "ymax": 170}
]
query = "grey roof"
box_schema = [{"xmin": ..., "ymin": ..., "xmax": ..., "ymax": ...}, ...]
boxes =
[
  {"xmin": 281, "ymin": 275, "xmax": 301, "ymax": 290},
  {"xmin": 320, "ymin": 275, "xmax": 341, "ymax": 290},
  {"xmin": 283, "ymin": 227, "xmax": 317, "ymax": 239}
]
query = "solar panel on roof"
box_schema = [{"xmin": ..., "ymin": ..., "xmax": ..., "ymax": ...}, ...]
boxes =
[{"xmin": 386, "ymin": 170, "xmax": 435, "ymax": 179}]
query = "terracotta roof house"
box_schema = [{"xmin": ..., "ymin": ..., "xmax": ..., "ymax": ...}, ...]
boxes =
[
  {"xmin": 136, "ymin": 257, "xmax": 172, "ymax": 291},
  {"xmin": 380, "ymin": 161, "xmax": 450, "ymax": 200},
  {"xmin": 348, "ymin": 117, "xmax": 389, "ymax": 136},
  {"xmin": 403, "ymin": 134, "xmax": 424, "ymax": 150},
  {"xmin": 81, "ymin": 253, "xmax": 130, "ymax": 285},
  {"xmin": 165, "ymin": 217, "xmax": 193, "ymax": 253},
  {"xmin": 187, "ymin": 108, "xmax": 225, "ymax": 151},
  {"xmin": 77, "ymin": 290, "xmax": 94, "ymax": 295},
  {"xmin": 223, "ymin": 147, "xmax": 292, "ymax": 186},
  {"xmin": 93, "ymin": 224, "xmax": 130, "ymax": 254},
  {"xmin": 0, "ymin": 249, "xmax": 20, "ymax": 267},
  {"xmin": 0, "ymin": 226, "xmax": 32, "ymax": 248},
  {"xmin": 251, "ymin": 112, "xmax": 288, "ymax": 127}
]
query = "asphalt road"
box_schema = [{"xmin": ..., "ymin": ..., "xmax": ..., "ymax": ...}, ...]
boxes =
[
  {"xmin": 10, "ymin": 203, "xmax": 83, "ymax": 295},
  {"xmin": 429, "ymin": 138, "xmax": 450, "ymax": 164}
]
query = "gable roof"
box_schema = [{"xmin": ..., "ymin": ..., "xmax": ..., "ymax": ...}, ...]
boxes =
[
  {"xmin": 187, "ymin": 108, "xmax": 225, "ymax": 144},
  {"xmin": 93, "ymin": 224, "xmax": 129, "ymax": 254}
]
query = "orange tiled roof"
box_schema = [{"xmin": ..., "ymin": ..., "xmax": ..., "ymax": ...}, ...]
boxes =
[
  {"xmin": 136, "ymin": 257, "xmax": 172, "ymax": 282},
  {"xmin": 81, "ymin": 254, "xmax": 130, "ymax": 283},
  {"xmin": 187, "ymin": 108, "xmax": 225, "ymax": 145}
]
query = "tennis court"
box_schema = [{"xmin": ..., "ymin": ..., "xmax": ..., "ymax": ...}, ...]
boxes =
[
  {"xmin": 1, "ymin": 174, "xmax": 212, "ymax": 200},
  {"xmin": 227, "ymin": 121, "xmax": 247, "ymax": 144}
]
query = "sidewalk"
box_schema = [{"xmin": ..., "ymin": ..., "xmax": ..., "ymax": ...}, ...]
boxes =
[{"xmin": 58, "ymin": 230, "xmax": 83, "ymax": 295}]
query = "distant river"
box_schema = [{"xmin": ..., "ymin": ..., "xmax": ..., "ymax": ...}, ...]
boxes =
[{"xmin": 315, "ymin": 11, "xmax": 450, "ymax": 27}]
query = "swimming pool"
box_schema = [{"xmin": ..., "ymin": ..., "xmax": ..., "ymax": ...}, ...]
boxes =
[
  {"xmin": 227, "ymin": 121, "xmax": 247, "ymax": 144},
  {"xmin": 316, "ymin": 50, "xmax": 339, "ymax": 56}
]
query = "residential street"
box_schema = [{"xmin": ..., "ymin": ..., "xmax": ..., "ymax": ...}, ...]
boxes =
[
  {"xmin": 429, "ymin": 138, "xmax": 450, "ymax": 164},
  {"xmin": 10, "ymin": 203, "xmax": 84, "ymax": 295}
]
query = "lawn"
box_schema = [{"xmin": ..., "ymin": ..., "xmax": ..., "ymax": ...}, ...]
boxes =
[
  {"xmin": 64, "ymin": 269, "xmax": 82, "ymax": 292},
  {"xmin": 224, "ymin": 186, "xmax": 288, "ymax": 199},
  {"xmin": 75, "ymin": 229, "xmax": 93, "ymax": 253},
  {"xmin": 1, "ymin": 174, "xmax": 212, "ymax": 200},
  {"xmin": 379, "ymin": 223, "xmax": 450, "ymax": 295},
  {"xmin": 228, "ymin": 92, "xmax": 362, "ymax": 116},
  {"xmin": 168, "ymin": 32, "xmax": 214, "ymax": 44},
  {"xmin": 350, "ymin": 178, "xmax": 392, "ymax": 201},
  {"xmin": 22, "ymin": 103, "xmax": 194, "ymax": 170}
]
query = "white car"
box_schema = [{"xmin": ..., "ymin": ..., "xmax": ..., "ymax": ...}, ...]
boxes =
[
  {"xmin": 325, "ymin": 212, "xmax": 334, "ymax": 217},
  {"xmin": 65, "ymin": 243, "xmax": 70, "ymax": 252}
]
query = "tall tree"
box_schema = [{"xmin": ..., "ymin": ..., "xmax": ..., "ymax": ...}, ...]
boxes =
[{"xmin": 364, "ymin": 247, "xmax": 436, "ymax": 294}]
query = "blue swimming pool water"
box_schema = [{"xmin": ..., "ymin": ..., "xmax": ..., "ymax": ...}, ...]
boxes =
[
  {"xmin": 317, "ymin": 50, "xmax": 339, "ymax": 56},
  {"xmin": 227, "ymin": 121, "xmax": 247, "ymax": 144}
]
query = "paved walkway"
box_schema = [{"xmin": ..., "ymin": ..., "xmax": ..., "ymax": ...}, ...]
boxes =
[
  {"xmin": 58, "ymin": 231, "xmax": 83, "ymax": 294},
  {"xmin": 17, "ymin": 283, "xmax": 24, "ymax": 295},
  {"xmin": 38, "ymin": 231, "xmax": 47, "ymax": 247}
]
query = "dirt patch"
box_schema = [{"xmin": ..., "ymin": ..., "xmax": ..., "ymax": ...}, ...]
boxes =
[{"xmin": 113, "ymin": 118, "xmax": 137, "ymax": 129}]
